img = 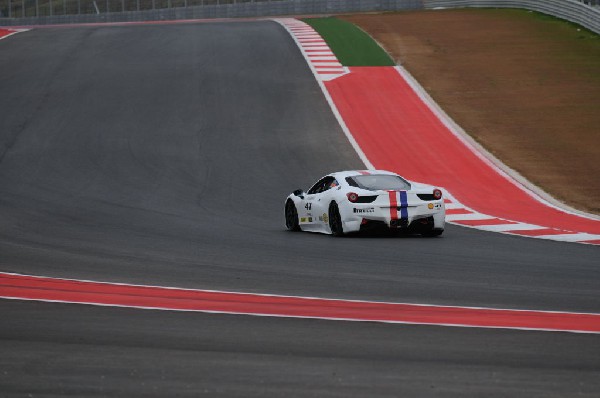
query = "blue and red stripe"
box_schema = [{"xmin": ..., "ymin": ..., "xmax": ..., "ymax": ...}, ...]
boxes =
[{"xmin": 388, "ymin": 191, "xmax": 408, "ymax": 224}]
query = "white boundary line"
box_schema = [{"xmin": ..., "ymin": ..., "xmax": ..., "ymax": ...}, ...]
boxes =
[{"xmin": 273, "ymin": 19, "xmax": 374, "ymax": 170}]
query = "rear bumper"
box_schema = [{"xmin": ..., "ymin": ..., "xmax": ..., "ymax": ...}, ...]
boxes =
[{"xmin": 341, "ymin": 201, "xmax": 445, "ymax": 234}]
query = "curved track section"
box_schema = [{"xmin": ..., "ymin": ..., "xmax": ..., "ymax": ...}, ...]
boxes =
[
  {"xmin": 277, "ymin": 19, "xmax": 600, "ymax": 244},
  {"xmin": 1, "ymin": 22, "xmax": 600, "ymax": 396}
]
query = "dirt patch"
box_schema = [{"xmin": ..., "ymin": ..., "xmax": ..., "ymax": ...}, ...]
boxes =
[{"xmin": 342, "ymin": 9, "xmax": 600, "ymax": 215}]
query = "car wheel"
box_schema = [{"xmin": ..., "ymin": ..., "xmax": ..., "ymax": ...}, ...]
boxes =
[
  {"xmin": 285, "ymin": 200, "xmax": 300, "ymax": 231},
  {"xmin": 422, "ymin": 229, "xmax": 444, "ymax": 237},
  {"xmin": 329, "ymin": 202, "xmax": 344, "ymax": 237}
]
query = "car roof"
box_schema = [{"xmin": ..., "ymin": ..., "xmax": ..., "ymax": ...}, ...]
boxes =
[{"xmin": 329, "ymin": 170, "xmax": 400, "ymax": 179}]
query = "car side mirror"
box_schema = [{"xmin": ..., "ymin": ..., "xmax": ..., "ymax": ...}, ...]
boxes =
[{"xmin": 293, "ymin": 189, "xmax": 305, "ymax": 199}]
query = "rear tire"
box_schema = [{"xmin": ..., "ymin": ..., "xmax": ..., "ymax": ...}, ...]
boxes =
[
  {"xmin": 285, "ymin": 200, "xmax": 300, "ymax": 231},
  {"xmin": 329, "ymin": 202, "xmax": 344, "ymax": 237}
]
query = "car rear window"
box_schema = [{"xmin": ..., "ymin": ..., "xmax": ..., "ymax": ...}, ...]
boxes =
[{"xmin": 346, "ymin": 175, "xmax": 411, "ymax": 191}]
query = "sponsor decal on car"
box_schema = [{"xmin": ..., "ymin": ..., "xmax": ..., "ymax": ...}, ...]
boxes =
[
  {"xmin": 353, "ymin": 207, "xmax": 375, "ymax": 214},
  {"xmin": 319, "ymin": 213, "xmax": 329, "ymax": 223}
]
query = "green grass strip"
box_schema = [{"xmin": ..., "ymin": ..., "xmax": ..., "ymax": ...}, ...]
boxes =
[{"xmin": 302, "ymin": 17, "xmax": 395, "ymax": 66}]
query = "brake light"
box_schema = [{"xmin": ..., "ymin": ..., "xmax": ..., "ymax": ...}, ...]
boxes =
[
  {"xmin": 347, "ymin": 192, "xmax": 359, "ymax": 203},
  {"xmin": 433, "ymin": 189, "xmax": 442, "ymax": 200}
]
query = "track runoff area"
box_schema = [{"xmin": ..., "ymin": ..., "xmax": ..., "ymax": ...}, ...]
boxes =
[
  {"xmin": 0, "ymin": 17, "xmax": 599, "ymax": 335},
  {"xmin": 280, "ymin": 18, "xmax": 600, "ymax": 246}
]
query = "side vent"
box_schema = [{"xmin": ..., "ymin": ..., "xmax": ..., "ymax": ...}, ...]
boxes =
[{"xmin": 355, "ymin": 195, "xmax": 378, "ymax": 203}]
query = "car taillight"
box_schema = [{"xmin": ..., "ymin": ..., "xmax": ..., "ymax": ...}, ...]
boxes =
[
  {"xmin": 433, "ymin": 189, "xmax": 442, "ymax": 200},
  {"xmin": 347, "ymin": 192, "xmax": 359, "ymax": 203}
]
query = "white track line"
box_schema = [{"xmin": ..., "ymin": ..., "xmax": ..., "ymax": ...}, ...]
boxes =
[{"xmin": 274, "ymin": 18, "xmax": 370, "ymax": 172}]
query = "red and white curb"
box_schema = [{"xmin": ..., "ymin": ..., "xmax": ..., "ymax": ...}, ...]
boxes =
[
  {"xmin": 442, "ymin": 191, "xmax": 600, "ymax": 244},
  {"xmin": 2, "ymin": 272, "xmax": 600, "ymax": 333},
  {"xmin": 0, "ymin": 28, "xmax": 29, "ymax": 40},
  {"xmin": 277, "ymin": 17, "xmax": 600, "ymax": 246},
  {"xmin": 275, "ymin": 19, "xmax": 347, "ymax": 81}
]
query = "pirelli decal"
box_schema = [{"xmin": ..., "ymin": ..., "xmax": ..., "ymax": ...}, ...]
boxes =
[{"xmin": 354, "ymin": 207, "xmax": 375, "ymax": 214}]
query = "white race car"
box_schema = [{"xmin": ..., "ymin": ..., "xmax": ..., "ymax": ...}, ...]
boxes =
[{"xmin": 285, "ymin": 170, "xmax": 445, "ymax": 237}]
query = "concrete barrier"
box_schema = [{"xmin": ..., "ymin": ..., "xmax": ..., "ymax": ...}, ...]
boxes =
[
  {"xmin": 424, "ymin": 0, "xmax": 600, "ymax": 34},
  {"xmin": 0, "ymin": 0, "xmax": 422, "ymax": 26},
  {"xmin": 1, "ymin": 0, "xmax": 597, "ymax": 35}
]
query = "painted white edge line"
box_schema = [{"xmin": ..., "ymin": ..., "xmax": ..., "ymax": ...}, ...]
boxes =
[
  {"xmin": 471, "ymin": 223, "xmax": 546, "ymax": 232},
  {"xmin": 444, "ymin": 213, "xmax": 495, "ymax": 221},
  {"xmin": 273, "ymin": 18, "xmax": 374, "ymax": 170},
  {"xmin": 528, "ymin": 233, "xmax": 598, "ymax": 242}
]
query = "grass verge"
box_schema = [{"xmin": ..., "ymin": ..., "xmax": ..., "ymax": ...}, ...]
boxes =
[{"xmin": 302, "ymin": 17, "xmax": 395, "ymax": 66}]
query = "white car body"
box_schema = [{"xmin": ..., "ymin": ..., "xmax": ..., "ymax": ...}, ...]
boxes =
[{"xmin": 285, "ymin": 170, "xmax": 445, "ymax": 236}]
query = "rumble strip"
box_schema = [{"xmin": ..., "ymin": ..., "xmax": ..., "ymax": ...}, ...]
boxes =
[{"xmin": 2, "ymin": 272, "xmax": 600, "ymax": 333}]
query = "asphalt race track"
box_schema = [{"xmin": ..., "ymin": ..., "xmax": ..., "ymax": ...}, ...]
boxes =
[{"xmin": 1, "ymin": 21, "xmax": 599, "ymax": 396}]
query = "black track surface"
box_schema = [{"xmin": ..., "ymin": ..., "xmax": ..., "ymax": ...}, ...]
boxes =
[{"xmin": 1, "ymin": 22, "xmax": 599, "ymax": 396}]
